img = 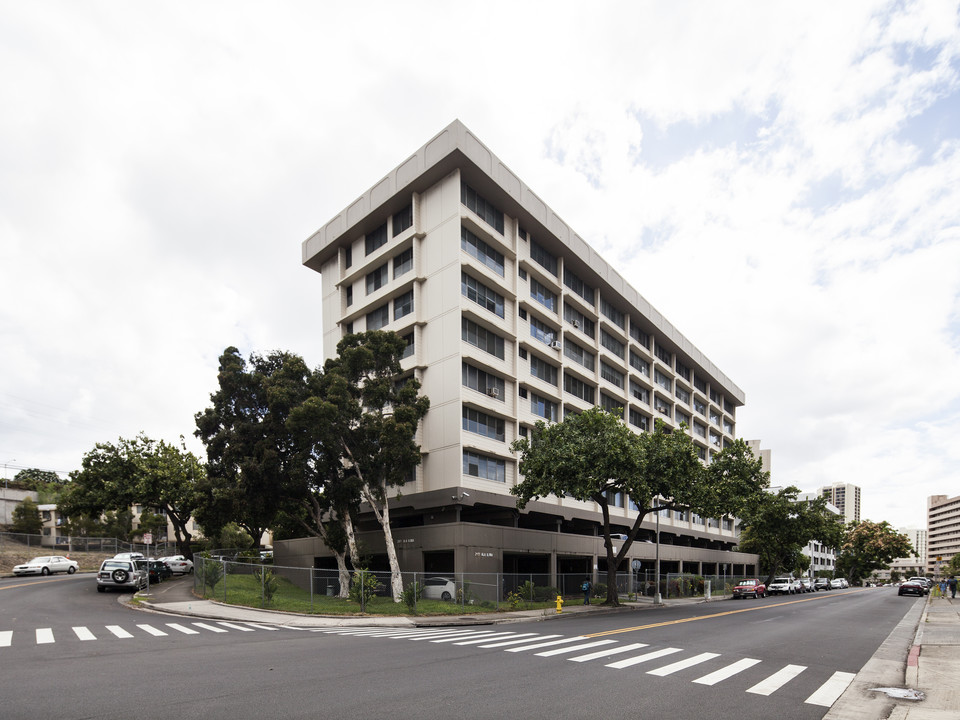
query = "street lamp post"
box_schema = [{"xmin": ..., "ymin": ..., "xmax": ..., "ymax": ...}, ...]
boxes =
[{"xmin": 655, "ymin": 501, "xmax": 662, "ymax": 605}]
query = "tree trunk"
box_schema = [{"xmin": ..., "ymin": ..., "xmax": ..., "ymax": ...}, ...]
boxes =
[
  {"xmin": 343, "ymin": 511, "xmax": 361, "ymax": 568},
  {"xmin": 333, "ymin": 549, "xmax": 351, "ymax": 598},
  {"xmin": 598, "ymin": 498, "xmax": 620, "ymax": 606},
  {"xmin": 363, "ymin": 481, "xmax": 403, "ymax": 602}
]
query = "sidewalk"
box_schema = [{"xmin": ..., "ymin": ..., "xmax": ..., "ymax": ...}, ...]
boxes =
[{"xmin": 135, "ymin": 580, "xmax": 959, "ymax": 717}]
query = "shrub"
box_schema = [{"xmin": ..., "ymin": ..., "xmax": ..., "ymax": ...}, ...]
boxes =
[
  {"xmin": 401, "ymin": 581, "xmax": 422, "ymax": 611},
  {"xmin": 255, "ymin": 567, "xmax": 279, "ymax": 605},
  {"xmin": 349, "ymin": 571, "xmax": 382, "ymax": 606},
  {"xmin": 592, "ymin": 583, "xmax": 607, "ymax": 599}
]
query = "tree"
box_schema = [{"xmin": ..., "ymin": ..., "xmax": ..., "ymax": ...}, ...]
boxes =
[
  {"xmin": 60, "ymin": 435, "xmax": 203, "ymax": 558},
  {"xmin": 133, "ymin": 510, "xmax": 167, "ymax": 541},
  {"xmin": 290, "ymin": 331, "xmax": 429, "ymax": 602},
  {"xmin": 13, "ymin": 468, "xmax": 64, "ymax": 490},
  {"xmin": 738, "ymin": 487, "xmax": 844, "ymax": 585},
  {"xmin": 511, "ymin": 411, "xmax": 769, "ymax": 606},
  {"xmin": 835, "ymin": 520, "xmax": 914, "ymax": 585},
  {"xmin": 943, "ymin": 554, "xmax": 960, "ymax": 577},
  {"xmin": 11, "ymin": 498, "xmax": 43, "ymax": 534},
  {"xmin": 194, "ymin": 347, "xmax": 310, "ymax": 546}
]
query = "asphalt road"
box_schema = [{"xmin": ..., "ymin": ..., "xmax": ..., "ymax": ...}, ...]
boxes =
[{"xmin": 0, "ymin": 577, "xmax": 918, "ymax": 720}]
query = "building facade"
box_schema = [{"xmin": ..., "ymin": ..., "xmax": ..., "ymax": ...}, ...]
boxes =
[
  {"xmin": 283, "ymin": 120, "xmax": 758, "ymax": 586},
  {"xmin": 818, "ymin": 483, "xmax": 861, "ymax": 525},
  {"xmin": 875, "ymin": 527, "xmax": 927, "ymax": 581},
  {"xmin": 927, "ymin": 494, "xmax": 960, "ymax": 574}
]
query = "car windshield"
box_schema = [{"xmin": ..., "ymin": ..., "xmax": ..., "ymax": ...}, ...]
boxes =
[
  {"xmin": 29, "ymin": 557, "xmax": 52, "ymax": 563},
  {"xmin": 103, "ymin": 561, "xmax": 132, "ymax": 570},
  {"xmin": 741, "ymin": 580, "xmax": 757, "ymax": 586}
]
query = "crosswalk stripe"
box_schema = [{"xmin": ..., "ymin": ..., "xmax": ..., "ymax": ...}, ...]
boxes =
[
  {"xmin": 747, "ymin": 664, "xmax": 806, "ymax": 695},
  {"xmin": 478, "ymin": 634, "xmax": 561, "ymax": 648},
  {"xmin": 536, "ymin": 639, "xmax": 615, "ymax": 657},
  {"xmin": 72, "ymin": 626, "xmax": 96, "ymax": 641},
  {"xmin": 693, "ymin": 658, "xmax": 761, "ymax": 685},
  {"xmin": 454, "ymin": 633, "xmax": 535, "ymax": 646},
  {"xmin": 137, "ymin": 624, "xmax": 168, "ymax": 637},
  {"xmin": 648, "ymin": 652, "xmax": 720, "ymax": 676},
  {"xmin": 36, "ymin": 628, "xmax": 54, "ymax": 644},
  {"xmin": 569, "ymin": 642, "xmax": 648, "ymax": 662},
  {"xmin": 411, "ymin": 630, "xmax": 487, "ymax": 641},
  {"xmin": 166, "ymin": 623, "xmax": 200, "ymax": 635},
  {"xmin": 192, "ymin": 622, "xmax": 228, "ymax": 633},
  {"xmin": 431, "ymin": 631, "xmax": 504, "ymax": 644},
  {"xmin": 238, "ymin": 623, "xmax": 276, "ymax": 631},
  {"xmin": 0, "ymin": 631, "xmax": 12, "ymax": 647},
  {"xmin": 216, "ymin": 622, "xmax": 255, "ymax": 632},
  {"xmin": 805, "ymin": 671, "xmax": 855, "ymax": 706},
  {"xmin": 505, "ymin": 637, "xmax": 588, "ymax": 653},
  {"xmin": 106, "ymin": 625, "xmax": 133, "ymax": 639},
  {"xmin": 606, "ymin": 647, "xmax": 682, "ymax": 669}
]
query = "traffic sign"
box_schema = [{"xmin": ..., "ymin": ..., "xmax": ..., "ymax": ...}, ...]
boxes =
[{"xmin": 143, "ymin": 532, "xmax": 153, "ymax": 545}]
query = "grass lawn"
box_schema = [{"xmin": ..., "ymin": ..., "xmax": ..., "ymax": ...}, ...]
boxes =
[{"xmin": 196, "ymin": 572, "xmax": 558, "ymax": 616}]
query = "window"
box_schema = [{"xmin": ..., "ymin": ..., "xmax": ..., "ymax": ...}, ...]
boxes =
[
  {"xmin": 655, "ymin": 398, "xmax": 671, "ymax": 416},
  {"xmin": 529, "ymin": 317, "xmax": 555, "ymax": 345},
  {"xmin": 629, "ymin": 351, "xmax": 649, "ymax": 376},
  {"xmin": 393, "ymin": 247, "xmax": 413, "ymax": 278},
  {"xmin": 696, "ymin": 445, "xmax": 707, "ymax": 461},
  {"xmin": 564, "ymin": 373, "xmax": 595, "ymax": 403},
  {"xmin": 709, "ymin": 431, "xmax": 722, "ymax": 447},
  {"xmin": 344, "ymin": 321, "xmax": 353, "ymax": 335},
  {"xmin": 629, "ymin": 409, "xmax": 648, "ymax": 431},
  {"xmin": 724, "ymin": 418, "xmax": 734, "ymax": 435},
  {"xmin": 366, "ymin": 263, "xmax": 389, "ymax": 295},
  {"xmin": 461, "ymin": 183, "xmax": 504, "ymax": 234},
  {"xmin": 630, "ymin": 324, "xmax": 649, "ymax": 348},
  {"xmin": 710, "ymin": 388, "xmax": 721, "ymax": 403},
  {"xmin": 345, "ymin": 285, "xmax": 353, "ymax": 307},
  {"xmin": 462, "ymin": 406, "xmax": 505, "ymax": 441},
  {"xmin": 675, "ymin": 509, "xmax": 688, "ymax": 522},
  {"xmin": 694, "ymin": 397, "xmax": 706, "ymax": 416},
  {"xmin": 563, "ymin": 268, "xmax": 594, "ymax": 306},
  {"xmin": 563, "ymin": 303, "xmax": 595, "ymax": 336},
  {"xmin": 676, "ymin": 409, "xmax": 690, "ymax": 426},
  {"xmin": 710, "ymin": 410, "xmax": 721, "ymax": 426},
  {"xmin": 393, "ymin": 290, "xmax": 414, "ymax": 320},
  {"xmin": 723, "ymin": 517, "xmax": 734, "ymax": 531},
  {"xmin": 654, "ymin": 370, "xmax": 671, "ymax": 391},
  {"xmin": 462, "ymin": 362, "xmax": 505, "ymax": 400},
  {"xmin": 530, "ymin": 239, "xmax": 558, "ymax": 276},
  {"xmin": 530, "ymin": 356, "xmax": 558, "ymax": 386},
  {"xmin": 393, "ymin": 204, "xmax": 413, "ymax": 236},
  {"xmin": 630, "ymin": 380, "xmax": 648, "ymax": 404},
  {"xmin": 600, "ymin": 297, "xmax": 625, "ymax": 329},
  {"xmin": 693, "ymin": 422, "xmax": 706, "ymax": 438},
  {"xmin": 463, "ymin": 450, "xmax": 506, "ymax": 483},
  {"xmin": 655, "ymin": 343, "xmax": 672, "ymax": 364},
  {"xmin": 694, "ymin": 374, "xmax": 707, "ymax": 393},
  {"xmin": 344, "ymin": 246, "xmax": 352, "ymax": 269},
  {"xmin": 725, "ymin": 397, "xmax": 736, "ymax": 413},
  {"xmin": 675, "ymin": 386, "xmax": 690, "ymax": 404},
  {"xmin": 366, "ymin": 304, "xmax": 389, "ymax": 331},
  {"xmin": 600, "ymin": 392, "xmax": 623, "ymax": 418},
  {"xmin": 365, "ymin": 222, "xmax": 388, "ymax": 255},
  {"xmin": 401, "ymin": 333, "xmax": 414, "ymax": 359},
  {"xmin": 600, "ymin": 330, "xmax": 625, "ymax": 359},
  {"xmin": 530, "ymin": 392, "xmax": 558, "ymax": 421},
  {"xmin": 461, "ymin": 226, "xmax": 505, "ymax": 276},
  {"xmin": 563, "ymin": 340, "xmax": 595, "ymax": 371},
  {"xmin": 530, "ymin": 278, "xmax": 557, "ymax": 312},
  {"xmin": 461, "ymin": 318, "xmax": 505, "ymax": 359},
  {"xmin": 462, "ymin": 272, "xmax": 505, "ymax": 318},
  {"xmin": 600, "ymin": 362, "xmax": 624, "ymax": 389},
  {"xmin": 676, "ymin": 361, "xmax": 691, "ymax": 381}
]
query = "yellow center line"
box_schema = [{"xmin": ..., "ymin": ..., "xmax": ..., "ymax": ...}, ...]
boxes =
[
  {"xmin": 584, "ymin": 589, "xmax": 866, "ymax": 638},
  {"xmin": 0, "ymin": 576, "xmax": 84, "ymax": 591}
]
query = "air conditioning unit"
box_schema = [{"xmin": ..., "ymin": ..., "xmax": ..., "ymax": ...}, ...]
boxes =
[
  {"xmin": 550, "ymin": 340, "xmax": 562, "ymax": 349},
  {"xmin": 487, "ymin": 387, "xmax": 500, "ymax": 398},
  {"xmin": 572, "ymin": 320, "xmax": 580, "ymax": 329}
]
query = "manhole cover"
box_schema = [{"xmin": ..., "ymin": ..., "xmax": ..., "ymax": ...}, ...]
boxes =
[{"xmin": 871, "ymin": 687, "xmax": 925, "ymax": 701}]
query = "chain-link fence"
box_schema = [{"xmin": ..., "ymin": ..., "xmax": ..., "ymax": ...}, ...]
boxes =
[{"xmin": 0, "ymin": 531, "xmax": 177, "ymax": 556}]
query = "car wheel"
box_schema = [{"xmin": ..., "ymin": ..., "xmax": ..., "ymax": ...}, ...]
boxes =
[
  {"xmin": 97, "ymin": 586, "xmax": 105, "ymax": 593},
  {"xmin": 68, "ymin": 566, "xmax": 76, "ymax": 574},
  {"xmin": 112, "ymin": 569, "xmax": 129, "ymax": 584},
  {"xmin": 41, "ymin": 567, "xmax": 50, "ymax": 576},
  {"xmin": 441, "ymin": 591, "xmax": 452, "ymax": 601}
]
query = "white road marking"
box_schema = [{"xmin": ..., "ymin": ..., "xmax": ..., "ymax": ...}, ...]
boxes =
[
  {"xmin": 106, "ymin": 625, "xmax": 133, "ymax": 639},
  {"xmin": 536, "ymin": 639, "xmax": 616, "ymax": 657},
  {"xmin": 193, "ymin": 622, "xmax": 228, "ymax": 633},
  {"xmin": 137, "ymin": 624, "xmax": 168, "ymax": 637},
  {"xmin": 569, "ymin": 643, "xmax": 648, "ymax": 662},
  {"xmin": 805, "ymin": 671, "xmax": 856, "ymax": 706},
  {"xmin": 36, "ymin": 628, "xmax": 54, "ymax": 644},
  {"xmin": 0, "ymin": 631, "xmax": 12, "ymax": 647},
  {"xmin": 478, "ymin": 634, "xmax": 562, "ymax": 648},
  {"xmin": 747, "ymin": 664, "xmax": 807, "ymax": 695},
  {"xmin": 693, "ymin": 658, "xmax": 762, "ymax": 685},
  {"xmin": 166, "ymin": 623, "xmax": 200, "ymax": 635},
  {"xmin": 216, "ymin": 622, "xmax": 255, "ymax": 632},
  {"xmin": 505, "ymin": 636, "xmax": 588, "ymax": 653},
  {"xmin": 72, "ymin": 626, "xmax": 96, "ymax": 641},
  {"xmin": 239, "ymin": 623, "xmax": 276, "ymax": 631},
  {"xmin": 431, "ymin": 631, "xmax": 504, "ymax": 643},
  {"xmin": 606, "ymin": 647, "xmax": 682, "ymax": 669},
  {"xmin": 454, "ymin": 633, "xmax": 536, "ymax": 646},
  {"xmin": 647, "ymin": 652, "xmax": 720, "ymax": 676}
]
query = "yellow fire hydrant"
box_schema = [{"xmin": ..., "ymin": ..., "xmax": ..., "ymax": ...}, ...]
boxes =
[{"xmin": 556, "ymin": 595, "xmax": 564, "ymax": 614}]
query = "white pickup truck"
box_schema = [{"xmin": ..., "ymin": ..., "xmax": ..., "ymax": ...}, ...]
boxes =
[{"xmin": 767, "ymin": 576, "xmax": 800, "ymax": 595}]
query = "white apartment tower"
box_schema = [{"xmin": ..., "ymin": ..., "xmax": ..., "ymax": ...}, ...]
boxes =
[
  {"xmin": 287, "ymin": 121, "xmax": 757, "ymax": 585},
  {"xmin": 819, "ymin": 483, "xmax": 861, "ymax": 525},
  {"xmin": 927, "ymin": 494, "xmax": 960, "ymax": 574}
]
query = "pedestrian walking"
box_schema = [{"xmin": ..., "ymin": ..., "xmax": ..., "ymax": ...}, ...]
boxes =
[
  {"xmin": 948, "ymin": 576, "xmax": 957, "ymax": 599},
  {"xmin": 940, "ymin": 579, "xmax": 947, "ymax": 598},
  {"xmin": 581, "ymin": 577, "xmax": 592, "ymax": 605}
]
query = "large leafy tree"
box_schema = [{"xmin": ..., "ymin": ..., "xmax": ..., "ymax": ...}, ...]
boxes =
[
  {"xmin": 289, "ymin": 331, "xmax": 429, "ymax": 602},
  {"xmin": 835, "ymin": 520, "xmax": 914, "ymax": 585},
  {"xmin": 194, "ymin": 347, "xmax": 310, "ymax": 546},
  {"xmin": 511, "ymin": 411, "xmax": 768, "ymax": 606},
  {"xmin": 60, "ymin": 435, "xmax": 203, "ymax": 557},
  {"xmin": 738, "ymin": 486, "xmax": 844, "ymax": 585},
  {"xmin": 11, "ymin": 497, "xmax": 43, "ymax": 534}
]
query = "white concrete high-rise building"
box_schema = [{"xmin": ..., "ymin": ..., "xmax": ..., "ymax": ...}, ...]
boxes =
[
  {"xmin": 927, "ymin": 494, "xmax": 960, "ymax": 574},
  {"xmin": 818, "ymin": 482, "xmax": 861, "ymax": 525}
]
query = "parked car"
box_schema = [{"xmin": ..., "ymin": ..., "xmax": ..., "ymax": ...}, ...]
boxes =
[
  {"xmin": 732, "ymin": 578, "xmax": 766, "ymax": 599},
  {"xmin": 768, "ymin": 577, "xmax": 797, "ymax": 595},
  {"xmin": 113, "ymin": 552, "xmax": 146, "ymax": 562},
  {"xmin": 813, "ymin": 578, "xmax": 832, "ymax": 591},
  {"xmin": 898, "ymin": 579, "xmax": 926, "ymax": 597},
  {"xmin": 907, "ymin": 577, "xmax": 931, "ymax": 594},
  {"xmin": 159, "ymin": 556, "xmax": 194, "ymax": 574},
  {"xmin": 146, "ymin": 560, "xmax": 172, "ymax": 583},
  {"xmin": 422, "ymin": 576, "xmax": 457, "ymax": 601},
  {"xmin": 13, "ymin": 555, "xmax": 80, "ymax": 576},
  {"xmin": 830, "ymin": 578, "xmax": 848, "ymax": 589},
  {"xmin": 96, "ymin": 559, "xmax": 147, "ymax": 593},
  {"xmin": 799, "ymin": 578, "xmax": 814, "ymax": 593}
]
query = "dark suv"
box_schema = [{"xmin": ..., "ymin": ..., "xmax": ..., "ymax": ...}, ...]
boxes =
[
  {"xmin": 813, "ymin": 578, "xmax": 832, "ymax": 591},
  {"xmin": 97, "ymin": 559, "xmax": 147, "ymax": 593}
]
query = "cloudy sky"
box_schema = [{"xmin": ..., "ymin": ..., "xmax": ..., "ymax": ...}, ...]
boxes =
[{"xmin": 2, "ymin": 1, "xmax": 958, "ymax": 530}]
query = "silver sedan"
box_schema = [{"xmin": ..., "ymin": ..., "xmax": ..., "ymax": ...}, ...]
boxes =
[{"xmin": 13, "ymin": 555, "xmax": 80, "ymax": 576}]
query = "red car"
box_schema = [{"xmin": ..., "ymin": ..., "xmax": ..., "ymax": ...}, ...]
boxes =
[{"xmin": 732, "ymin": 578, "xmax": 766, "ymax": 599}]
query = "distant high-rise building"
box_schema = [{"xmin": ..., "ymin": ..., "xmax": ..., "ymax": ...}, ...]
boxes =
[
  {"xmin": 927, "ymin": 494, "xmax": 960, "ymax": 574},
  {"xmin": 818, "ymin": 483, "xmax": 861, "ymax": 524},
  {"xmin": 883, "ymin": 527, "xmax": 927, "ymax": 580}
]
